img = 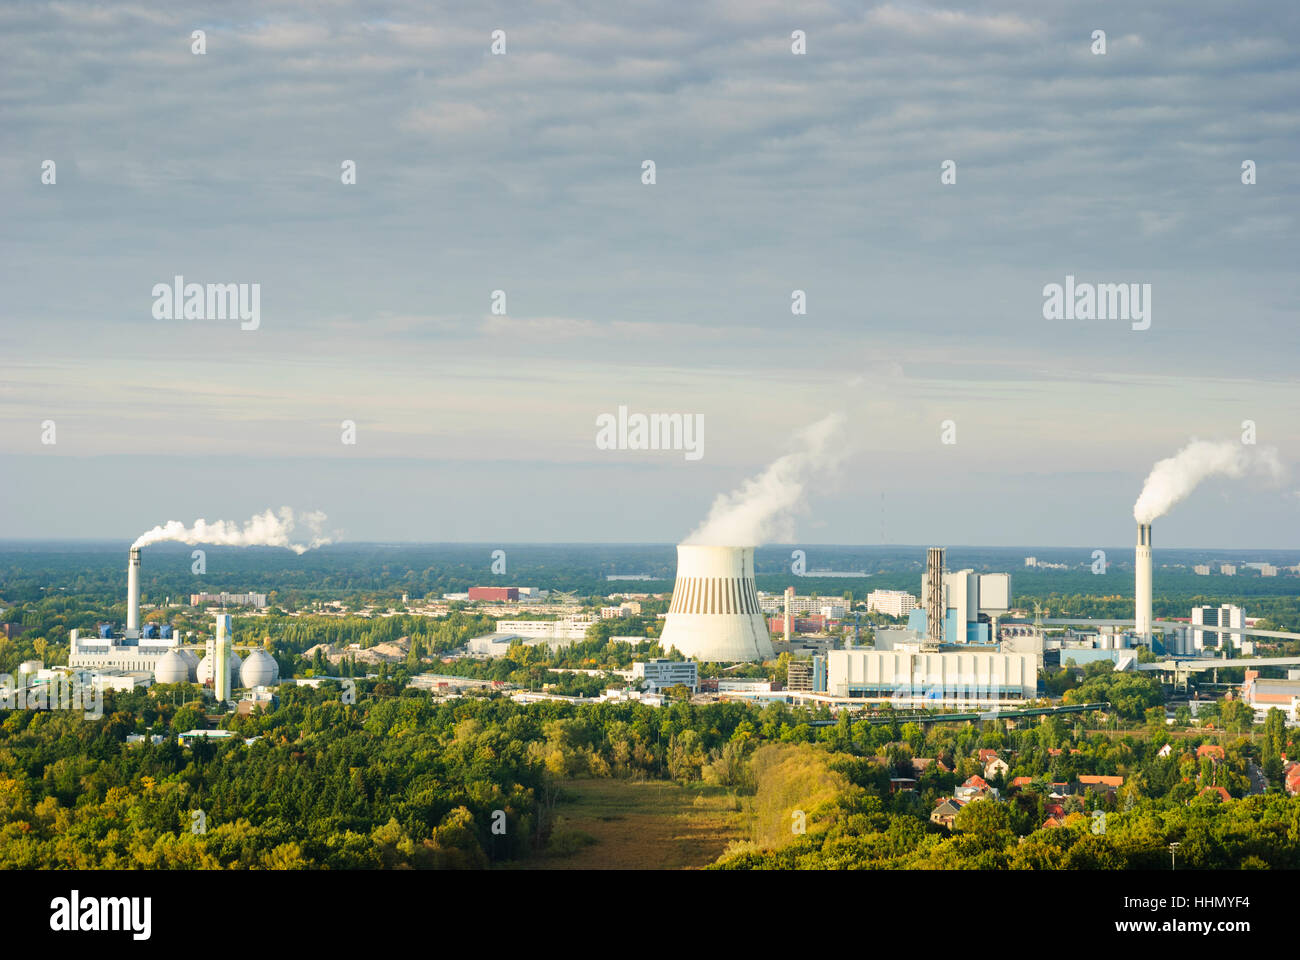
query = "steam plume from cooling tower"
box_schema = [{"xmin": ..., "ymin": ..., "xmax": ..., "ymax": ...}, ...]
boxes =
[
  {"xmin": 1133, "ymin": 440, "xmax": 1282, "ymax": 524},
  {"xmin": 132, "ymin": 507, "xmax": 332, "ymax": 555},
  {"xmin": 685, "ymin": 413, "xmax": 846, "ymax": 546}
]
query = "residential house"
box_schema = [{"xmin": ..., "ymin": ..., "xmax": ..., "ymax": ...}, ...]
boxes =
[
  {"xmin": 955, "ymin": 775, "xmax": 999, "ymax": 802},
  {"xmin": 1284, "ymin": 762, "xmax": 1300, "ymax": 797},
  {"xmin": 911, "ymin": 757, "xmax": 951, "ymax": 775},
  {"xmin": 931, "ymin": 798, "xmax": 964, "ymax": 829},
  {"xmin": 984, "ymin": 757, "xmax": 1010, "ymax": 780},
  {"xmin": 1078, "ymin": 775, "xmax": 1124, "ymax": 797}
]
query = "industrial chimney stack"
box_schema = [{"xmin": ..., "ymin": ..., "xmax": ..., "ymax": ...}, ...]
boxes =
[
  {"xmin": 1135, "ymin": 523, "xmax": 1153, "ymax": 641},
  {"xmin": 126, "ymin": 547, "xmax": 141, "ymax": 636}
]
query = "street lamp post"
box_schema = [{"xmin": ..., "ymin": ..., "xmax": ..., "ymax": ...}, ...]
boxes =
[{"xmin": 1169, "ymin": 841, "xmax": 1180, "ymax": 870}]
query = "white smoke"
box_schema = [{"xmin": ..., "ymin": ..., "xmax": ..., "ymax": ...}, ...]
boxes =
[
  {"xmin": 684, "ymin": 413, "xmax": 846, "ymax": 546},
  {"xmin": 132, "ymin": 507, "xmax": 332, "ymax": 555},
  {"xmin": 1133, "ymin": 440, "xmax": 1282, "ymax": 524}
]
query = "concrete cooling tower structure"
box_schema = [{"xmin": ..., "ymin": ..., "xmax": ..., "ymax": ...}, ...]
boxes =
[{"xmin": 659, "ymin": 545, "xmax": 774, "ymax": 662}]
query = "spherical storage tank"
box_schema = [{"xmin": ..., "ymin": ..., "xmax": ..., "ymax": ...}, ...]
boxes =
[
  {"xmin": 240, "ymin": 648, "xmax": 279, "ymax": 688},
  {"xmin": 197, "ymin": 650, "xmax": 243, "ymax": 687},
  {"xmin": 154, "ymin": 650, "xmax": 190, "ymax": 685}
]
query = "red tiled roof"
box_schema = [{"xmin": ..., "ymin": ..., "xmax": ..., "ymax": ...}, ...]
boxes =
[
  {"xmin": 1042, "ymin": 817, "xmax": 1063, "ymax": 829},
  {"xmin": 1011, "ymin": 777, "xmax": 1034, "ymax": 787},
  {"xmin": 1199, "ymin": 786, "xmax": 1231, "ymax": 802},
  {"xmin": 964, "ymin": 775, "xmax": 990, "ymax": 789},
  {"xmin": 1197, "ymin": 744, "xmax": 1226, "ymax": 759},
  {"xmin": 1079, "ymin": 775, "xmax": 1124, "ymax": 788}
]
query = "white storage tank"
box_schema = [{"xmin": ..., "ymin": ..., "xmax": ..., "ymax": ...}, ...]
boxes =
[{"xmin": 240, "ymin": 648, "xmax": 280, "ymax": 688}]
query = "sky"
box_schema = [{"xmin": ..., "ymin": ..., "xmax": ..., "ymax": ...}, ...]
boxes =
[{"xmin": 2, "ymin": 1, "xmax": 1298, "ymax": 549}]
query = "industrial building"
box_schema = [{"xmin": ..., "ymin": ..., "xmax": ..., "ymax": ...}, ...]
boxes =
[
  {"xmin": 759, "ymin": 594, "xmax": 834, "ymax": 616},
  {"xmin": 659, "ymin": 545, "xmax": 774, "ymax": 662},
  {"xmin": 1191, "ymin": 604, "xmax": 1245, "ymax": 651},
  {"xmin": 69, "ymin": 547, "xmax": 186, "ymax": 674},
  {"xmin": 786, "ymin": 656, "xmax": 827, "ymax": 693},
  {"xmin": 825, "ymin": 646, "xmax": 1038, "ymax": 705},
  {"xmin": 631, "ymin": 658, "xmax": 698, "ymax": 693},
  {"xmin": 469, "ymin": 586, "xmax": 519, "ymax": 602},
  {"xmin": 865, "ymin": 590, "xmax": 919, "ymax": 617},
  {"xmin": 190, "ymin": 591, "xmax": 268, "ymax": 609},
  {"xmin": 1240, "ymin": 670, "xmax": 1300, "ymax": 721},
  {"xmin": 905, "ymin": 549, "xmax": 1010, "ymax": 646},
  {"xmin": 495, "ymin": 617, "xmax": 594, "ymax": 646}
]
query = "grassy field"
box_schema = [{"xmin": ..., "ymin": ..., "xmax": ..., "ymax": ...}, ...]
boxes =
[{"xmin": 509, "ymin": 778, "xmax": 749, "ymax": 870}]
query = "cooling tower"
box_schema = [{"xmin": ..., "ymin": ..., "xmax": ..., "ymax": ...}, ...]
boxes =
[
  {"xmin": 127, "ymin": 547, "xmax": 141, "ymax": 634},
  {"xmin": 659, "ymin": 545, "xmax": 774, "ymax": 662},
  {"xmin": 1135, "ymin": 523, "xmax": 1152, "ymax": 641}
]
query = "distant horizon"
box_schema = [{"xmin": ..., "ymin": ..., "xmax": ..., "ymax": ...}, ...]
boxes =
[{"xmin": 1, "ymin": 538, "xmax": 1296, "ymax": 556}]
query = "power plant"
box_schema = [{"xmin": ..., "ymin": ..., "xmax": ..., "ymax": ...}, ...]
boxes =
[
  {"xmin": 65, "ymin": 546, "xmax": 278, "ymax": 697},
  {"xmin": 659, "ymin": 545, "xmax": 775, "ymax": 662},
  {"xmin": 1135, "ymin": 522, "xmax": 1153, "ymax": 641}
]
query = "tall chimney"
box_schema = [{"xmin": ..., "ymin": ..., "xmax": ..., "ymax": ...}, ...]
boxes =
[
  {"xmin": 127, "ymin": 547, "xmax": 141, "ymax": 633},
  {"xmin": 784, "ymin": 586, "xmax": 794, "ymax": 644},
  {"xmin": 1135, "ymin": 523, "xmax": 1152, "ymax": 641},
  {"xmin": 215, "ymin": 614, "xmax": 232, "ymax": 702}
]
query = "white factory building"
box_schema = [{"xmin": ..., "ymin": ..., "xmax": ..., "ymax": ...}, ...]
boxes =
[
  {"xmin": 1190, "ymin": 604, "xmax": 1245, "ymax": 651},
  {"xmin": 495, "ymin": 618, "xmax": 595, "ymax": 646},
  {"xmin": 865, "ymin": 590, "xmax": 919, "ymax": 617},
  {"xmin": 826, "ymin": 646, "xmax": 1038, "ymax": 706},
  {"xmin": 632, "ymin": 659, "xmax": 698, "ymax": 693},
  {"xmin": 190, "ymin": 591, "xmax": 268, "ymax": 609},
  {"xmin": 759, "ymin": 594, "xmax": 830, "ymax": 615}
]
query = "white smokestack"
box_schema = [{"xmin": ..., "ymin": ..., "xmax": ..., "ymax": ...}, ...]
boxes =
[
  {"xmin": 684, "ymin": 414, "xmax": 845, "ymax": 546},
  {"xmin": 1135, "ymin": 523, "xmax": 1152, "ymax": 640},
  {"xmin": 1134, "ymin": 440, "xmax": 1282, "ymax": 524},
  {"xmin": 784, "ymin": 586, "xmax": 793, "ymax": 644},
  {"xmin": 132, "ymin": 507, "xmax": 331, "ymax": 555},
  {"xmin": 127, "ymin": 547, "xmax": 141, "ymax": 633}
]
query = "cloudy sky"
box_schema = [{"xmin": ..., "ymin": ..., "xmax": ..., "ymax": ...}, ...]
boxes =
[{"xmin": 2, "ymin": 1, "xmax": 1298, "ymax": 548}]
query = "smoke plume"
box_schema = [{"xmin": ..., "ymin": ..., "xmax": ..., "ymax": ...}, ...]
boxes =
[
  {"xmin": 1133, "ymin": 440, "xmax": 1282, "ymax": 524},
  {"xmin": 685, "ymin": 413, "xmax": 846, "ymax": 546},
  {"xmin": 132, "ymin": 507, "xmax": 332, "ymax": 555}
]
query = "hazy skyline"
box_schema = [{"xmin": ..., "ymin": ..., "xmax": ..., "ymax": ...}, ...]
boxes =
[{"xmin": 3, "ymin": 1, "xmax": 1298, "ymax": 548}]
